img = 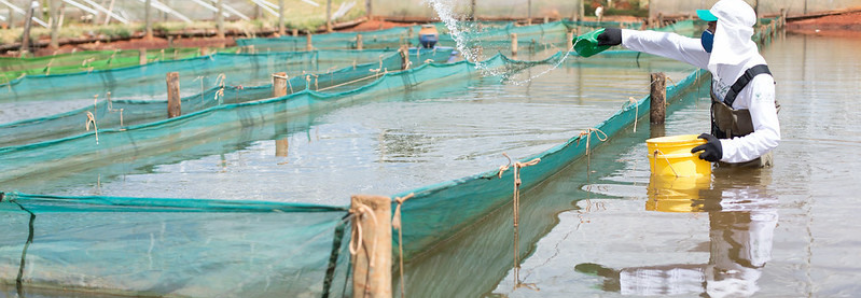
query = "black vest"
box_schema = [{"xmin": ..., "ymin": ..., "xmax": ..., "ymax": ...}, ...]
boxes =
[{"xmin": 709, "ymin": 65, "xmax": 777, "ymax": 139}]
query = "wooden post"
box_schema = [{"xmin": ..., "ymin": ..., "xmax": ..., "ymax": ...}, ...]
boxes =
[
  {"xmin": 278, "ymin": 0, "xmax": 285, "ymax": 36},
  {"xmin": 216, "ymin": 0, "xmax": 225, "ymax": 39},
  {"xmin": 326, "ymin": 0, "xmax": 333, "ymax": 32},
  {"xmin": 166, "ymin": 72, "xmax": 181, "ymax": 118},
  {"xmin": 566, "ymin": 30, "xmax": 573, "ymax": 50},
  {"xmin": 49, "ymin": 0, "xmax": 60, "ymax": 50},
  {"xmin": 292, "ymin": 28, "xmax": 298, "ymax": 36},
  {"xmin": 399, "ymin": 45, "xmax": 408, "ymax": 70},
  {"xmin": 200, "ymin": 46, "xmax": 209, "ymax": 56},
  {"xmin": 356, "ymin": 34, "xmax": 363, "ymax": 50},
  {"xmin": 306, "ymin": 33, "xmax": 313, "ymax": 51},
  {"xmin": 350, "ymin": 195, "xmax": 392, "ymax": 298},
  {"xmin": 780, "ymin": 8, "xmax": 786, "ymax": 28},
  {"xmin": 20, "ymin": 1, "xmax": 37, "ymax": 57},
  {"xmin": 272, "ymin": 72, "xmax": 287, "ymax": 97},
  {"xmin": 139, "ymin": 48, "xmax": 147, "ymax": 65},
  {"xmin": 650, "ymin": 72, "xmax": 666, "ymax": 125},
  {"xmin": 145, "ymin": 0, "xmax": 153, "ymax": 40},
  {"xmin": 510, "ymin": 33, "xmax": 518, "ymax": 57}
]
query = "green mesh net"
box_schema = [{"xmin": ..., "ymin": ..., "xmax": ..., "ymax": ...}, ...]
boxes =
[
  {"xmin": 0, "ymin": 192, "xmax": 353, "ymax": 297},
  {"xmin": 0, "ymin": 48, "xmax": 454, "ymax": 147}
]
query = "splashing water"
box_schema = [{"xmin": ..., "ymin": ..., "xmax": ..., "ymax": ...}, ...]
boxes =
[{"xmin": 425, "ymin": 0, "xmax": 576, "ymax": 85}]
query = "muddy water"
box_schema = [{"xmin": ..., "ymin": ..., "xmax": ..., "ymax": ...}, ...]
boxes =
[{"xmin": 399, "ymin": 33, "xmax": 861, "ymax": 297}]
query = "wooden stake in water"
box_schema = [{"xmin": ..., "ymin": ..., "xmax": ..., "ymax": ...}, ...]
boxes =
[
  {"xmin": 357, "ymin": 34, "xmax": 363, "ymax": 50},
  {"xmin": 650, "ymin": 72, "xmax": 666, "ymax": 125},
  {"xmin": 272, "ymin": 72, "xmax": 287, "ymax": 97},
  {"xmin": 166, "ymin": 72, "xmax": 181, "ymax": 118},
  {"xmin": 511, "ymin": 33, "xmax": 518, "ymax": 57},
  {"xmin": 306, "ymin": 33, "xmax": 313, "ymax": 51},
  {"xmin": 350, "ymin": 195, "xmax": 392, "ymax": 298},
  {"xmin": 566, "ymin": 30, "xmax": 574, "ymax": 50}
]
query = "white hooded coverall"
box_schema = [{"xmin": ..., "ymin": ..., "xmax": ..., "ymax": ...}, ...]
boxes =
[{"xmin": 620, "ymin": 0, "xmax": 780, "ymax": 164}]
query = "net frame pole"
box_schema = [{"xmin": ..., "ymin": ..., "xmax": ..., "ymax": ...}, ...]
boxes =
[
  {"xmin": 351, "ymin": 195, "xmax": 392, "ymax": 298},
  {"xmin": 166, "ymin": 72, "xmax": 181, "ymax": 118},
  {"xmin": 650, "ymin": 72, "xmax": 666, "ymax": 125}
]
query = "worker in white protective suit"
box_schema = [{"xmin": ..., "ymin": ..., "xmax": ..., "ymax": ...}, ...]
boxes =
[{"xmin": 595, "ymin": 0, "xmax": 780, "ymax": 167}]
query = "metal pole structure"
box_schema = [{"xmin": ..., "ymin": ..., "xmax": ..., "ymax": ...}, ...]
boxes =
[
  {"xmin": 144, "ymin": 0, "xmax": 152, "ymax": 39},
  {"xmin": 216, "ymin": 0, "xmax": 224, "ymax": 39},
  {"xmin": 20, "ymin": 1, "xmax": 36, "ymax": 57},
  {"xmin": 102, "ymin": 0, "xmax": 115, "ymax": 25},
  {"xmin": 470, "ymin": 0, "xmax": 475, "ymax": 21},
  {"xmin": 754, "ymin": 0, "xmax": 760, "ymax": 27},
  {"xmin": 326, "ymin": 0, "xmax": 332, "ymax": 32},
  {"xmin": 580, "ymin": 0, "xmax": 584, "ymax": 21},
  {"xmin": 49, "ymin": 0, "xmax": 59, "ymax": 49},
  {"xmin": 278, "ymin": 0, "xmax": 285, "ymax": 35},
  {"xmin": 365, "ymin": 0, "xmax": 371, "ymax": 19},
  {"xmin": 527, "ymin": 0, "xmax": 531, "ymax": 25}
]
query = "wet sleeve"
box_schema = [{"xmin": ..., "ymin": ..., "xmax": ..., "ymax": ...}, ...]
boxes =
[
  {"xmin": 620, "ymin": 29, "xmax": 710, "ymax": 69},
  {"xmin": 719, "ymin": 76, "xmax": 781, "ymax": 163}
]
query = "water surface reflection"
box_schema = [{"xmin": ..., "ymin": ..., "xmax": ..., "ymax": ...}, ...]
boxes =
[{"xmin": 575, "ymin": 169, "xmax": 778, "ymax": 297}]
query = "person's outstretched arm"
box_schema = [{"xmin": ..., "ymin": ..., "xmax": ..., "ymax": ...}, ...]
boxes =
[{"xmin": 601, "ymin": 28, "xmax": 710, "ymax": 69}]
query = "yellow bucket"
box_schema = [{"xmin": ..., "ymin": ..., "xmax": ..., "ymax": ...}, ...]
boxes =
[{"xmin": 646, "ymin": 134, "xmax": 711, "ymax": 178}]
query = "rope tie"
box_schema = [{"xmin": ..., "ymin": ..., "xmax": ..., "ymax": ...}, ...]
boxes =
[
  {"xmin": 627, "ymin": 97, "xmax": 639, "ymax": 133},
  {"xmin": 349, "ymin": 203, "xmax": 379, "ymax": 258},
  {"xmin": 652, "ymin": 149, "xmax": 679, "ymax": 178},
  {"xmin": 497, "ymin": 153, "xmax": 541, "ymax": 227},
  {"xmin": 214, "ymin": 73, "xmax": 226, "ymax": 101},
  {"xmin": 85, "ymin": 111, "xmax": 99, "ymax": 144},
  {"xmin": 81, "ymin": 57, "xmax": 95, "ymax": 67},
  {"xmin": 576, "ymin": 128, "xmax": 608, "ymax": 156},
  {"xmin": 393, "ymin": 193, "xmax": 415, "ymax": 298},
  {"xmin": 349, "ymin": 203, "xmax": 380, "ymax": 297}
]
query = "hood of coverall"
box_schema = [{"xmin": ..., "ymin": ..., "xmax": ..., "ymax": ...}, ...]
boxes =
[{"xmin": 706, "ymin": 0, "xmax": 766, "ymax": 84}]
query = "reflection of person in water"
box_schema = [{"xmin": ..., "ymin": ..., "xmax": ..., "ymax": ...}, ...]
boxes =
[{"xmin": 575, "ymin": 170, "xmax": 778, "ymax": 297}]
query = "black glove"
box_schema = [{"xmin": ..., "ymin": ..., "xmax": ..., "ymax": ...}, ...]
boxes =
[
  {"xmin": 691, "ymin": 133, "xmax": 723, "ymax": 162},
  {"xmin": 596, "ymin": 28, "xmax": 622, "ymax": 46}
]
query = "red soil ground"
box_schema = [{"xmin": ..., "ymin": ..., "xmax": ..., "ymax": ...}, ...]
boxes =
[{"xmin": 786, "ymin": 10, "xmax": 861, "ymax": 38}]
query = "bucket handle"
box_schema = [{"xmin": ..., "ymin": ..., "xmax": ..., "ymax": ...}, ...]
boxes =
[{"xmin": 652, "ymin": 149, "xmax": 680, "ymax": 178}]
